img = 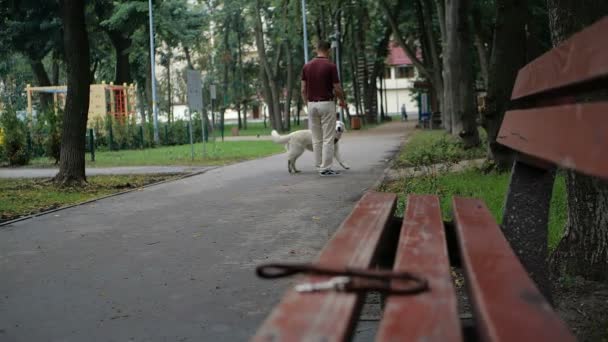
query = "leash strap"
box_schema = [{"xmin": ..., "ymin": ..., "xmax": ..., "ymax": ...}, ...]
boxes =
[{"xmin": 256, "ymin": 263, "xmax": 429, "ymax": 295}]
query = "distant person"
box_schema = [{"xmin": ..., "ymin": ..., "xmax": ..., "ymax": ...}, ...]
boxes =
[
  {"xmin": 301, "ymin": 41, "xmax": 347, "ymax": 177},
  {"xmin": 401, "ymin": 103, "xmax": 408, "ymax": 121}
]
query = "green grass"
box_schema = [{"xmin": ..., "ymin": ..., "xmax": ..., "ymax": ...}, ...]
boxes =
[
  {"xmin": 381, "ymin": 169, "xmax": 567, "ymax": 250},
  {"xmin": 396, "ymin": 128, "xmax": 488, "ymax": 167},
  {"xmin": 29, "ymin": 140, "xmax": 284, "ymax": 167},
  {"xmin": 0, "ymin": 174, "xmax": 177, "ymax": 222}
]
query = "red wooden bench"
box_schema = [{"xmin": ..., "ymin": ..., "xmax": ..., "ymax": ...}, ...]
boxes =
[{"xmin": 252, "ymin": 17, "xmax": 608, "ymax": 342}]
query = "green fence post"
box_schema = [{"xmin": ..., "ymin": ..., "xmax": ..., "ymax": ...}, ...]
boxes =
[
  {"xmin": 139, "ymin": 125, "xmax": 144, "ymax": 149},
  {"xmin": 26, "ymin": 130, "xmax": 33, "ymax": 157},
  {"xmin": 108, "ymin": 121, "xmax": 114, "ymax": 151},
  {"xmin": 164, "ymin": 124, "xmax": 169, "ymax": 145},
  {"xmin": 186, "ymin": 122, "xmax": 191, "ymax": 144},
  {"xmin": 89, "ymin": 128, "xmax": 95, "ymax": 162}
]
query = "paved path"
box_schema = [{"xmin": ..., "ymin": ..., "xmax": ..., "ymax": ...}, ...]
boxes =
[
  {"xmin": 0, "ymin": 122, "xmax": 410, "ymax": 342},
  {"xmin": 0, "ymin": 166, "xmax": 212, "ymax": 179}
]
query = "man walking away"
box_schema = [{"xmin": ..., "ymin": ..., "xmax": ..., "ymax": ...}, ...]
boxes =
[
  {"xmin": 401, "ymin": 103, "xmax": 408, "ymax": 121},
  {"xmin": 301, "ymin": 41, "xmax": 347, "ymax": 176}
]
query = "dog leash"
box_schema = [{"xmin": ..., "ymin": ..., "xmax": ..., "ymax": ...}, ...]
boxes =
[{"xmin": 256, "ymin": 263, "xmax": 429, "ymax": 295}]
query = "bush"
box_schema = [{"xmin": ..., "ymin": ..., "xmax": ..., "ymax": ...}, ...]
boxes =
[
  {"xmin": 397, "ymin": 129, "xmax": 487, "ymax": 168},
  {"xmin": 0, "ymin": 127, "xmax": 5, "ymax": 162},
  {"xmin": 42, "ymin": 109, "xmax": 62, "ymax": 164},
  {"xmin": 92, "ymin": 116, "xmax": 107, "ymax": 149},
  {"xmin": 0, "ymin": 107, "xmax": 30, "ymax": 166}
]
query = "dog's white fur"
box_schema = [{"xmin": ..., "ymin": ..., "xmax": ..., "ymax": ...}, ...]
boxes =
[{"xmin": 271, "ymin": 121, "xmax": 350, "ymax": 173}]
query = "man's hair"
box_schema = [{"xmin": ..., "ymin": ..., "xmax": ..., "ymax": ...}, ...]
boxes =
[{"xmin": 317, "ymin": 41, "xmax": 331, "ymax": 52}]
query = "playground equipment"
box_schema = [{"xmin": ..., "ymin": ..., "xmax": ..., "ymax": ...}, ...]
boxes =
[{"xmin": 26, "ymin": 82, "xmax": 137, "ymax": 124}]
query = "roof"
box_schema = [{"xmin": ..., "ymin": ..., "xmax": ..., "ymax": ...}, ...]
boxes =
[{"xmin": 386, "ymin": 42, "xmax": 421, "ymax": 66}]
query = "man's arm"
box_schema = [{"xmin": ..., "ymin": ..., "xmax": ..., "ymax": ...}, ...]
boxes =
[{"xmin": 301, "ymin": 80, "xmax": 308, "ymax": 106}]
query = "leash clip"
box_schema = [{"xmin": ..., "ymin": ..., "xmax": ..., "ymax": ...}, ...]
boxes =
[{"xmin": 295, "ymin": 276, "xmax": 351, "ymax": 293}]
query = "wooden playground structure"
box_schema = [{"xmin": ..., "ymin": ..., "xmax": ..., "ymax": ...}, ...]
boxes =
[{"xmin": 26, "ymin": 82, "xmax": 137, "ymax": 124}]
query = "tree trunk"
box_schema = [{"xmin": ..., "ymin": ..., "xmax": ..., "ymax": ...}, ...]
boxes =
[
  {"xmin": 547, "ymin": 0, "xmax": 608, "ymax": 281},
  {"xmin": 482, "ymin": 0, "xmax": 528, "ymax": 168},
  {"xmin": 236, "ymin": 16, "xmax": 243, "ymax": 130},
  {"xmin": 253, "ymin": 0, "xmax": 283, "ymax": 131},
  {"xmin": 349, "ymin": 30, "xmax": 362, "ymax": 117},
  {"xmin": 445, "ymin": 0, "xmax": 479, "ymax": 147},
  {"xmin": 107, "ymin": 31, "xmax": 132, "ymax": 84},
  {"xmin": 54, "ymin": 0, "xmax": 90, "ymax": 187},
  {"xmin": 233, "ymin": 58, "xmax": 242, "ymax": 130},
  {"xmin": 166, "ymin": 54, "xmax": 172, "ymax": 123},
  {"xmin": 382, "ymin": 0, "xmax": 444, "ymax": 122},
  {"xmin": 52, "ymin": 51, "xmax": 60, "ymax": 85},
  {"xmin": 419, "ymin": 0, "xmax": 444, "ymax": 114},
  {"xmin": 258, "ymin": 68, "xmax": 274, "ymax": 129},
  {"xmin": 378, "ymin": 76, "xmax": 385, "ymax": 120},
  {"xmin": 243, "ymin": 101, "xmax": 248, "ymax": 130},
  {"xmin": 138, "ymin": 85, "xmax": 147, "ymax": 126},
  {"xmin": 285, "ymin": 43, "xmax": 294, "ymax": 131},
  {"xmin": 29, "ymin": 58, "xmax": 53, "ymax": 110},
  {"xmin": 433, "ymin": 0, "xmax": 451, "ymax": 131},
  {"xmin": 145, "ymin": 53, "xmax": 153, "ymax": 126},
  {"xmin": 184, "ymin": 46, "xmax": 194, "ymax": 70},
  {"xmin": 471, "ymin": 6, "xmax": 490, "ymax": 89}
]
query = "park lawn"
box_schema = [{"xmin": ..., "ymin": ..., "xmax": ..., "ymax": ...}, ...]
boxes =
[
  {"xmin": 0, "ymin": 174, "xmax": 178, "ymax": 223},
  {"xmin": 380, "ymin": 169, "xmax": 567, "ymax": 250},
  {"xmin": 29, "ymin": 140, "xmax": 284, "ymax": 167},
  {"xmin": 396, "ymin": 128, "xmax": 487, "ymax": 167}
]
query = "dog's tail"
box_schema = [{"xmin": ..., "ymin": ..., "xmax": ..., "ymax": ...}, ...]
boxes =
[{"xmin": 271, "ymin": 130, "xmax": 291, "ymax": 144}]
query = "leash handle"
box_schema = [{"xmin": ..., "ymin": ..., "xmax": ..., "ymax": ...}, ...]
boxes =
[{"xmin": 256, "ymin": 263, "xmax": 430, "ymax": 295}]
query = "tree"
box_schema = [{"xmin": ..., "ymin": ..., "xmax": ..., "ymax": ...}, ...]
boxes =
[
  {"xmin": 53, "ymin": 0, "xmax": 90, "ymax": 186},
  {"xmin": 0, "ymin": 0, "xmax": 62, "ymax": 109},
  {"xmin": 547, "ymin": 1, "xmax": 608, "ymax": 281},
  {"xmin": 482, "ymin": 0, "xmax": 549, "ymax": 169},
  {"xmin": 444, "ymin": 0, "xmax": 480, "ymax": 147},
  {"xmin": 253, "ymin": 0, "xmax": 285, "ymax": 131}
]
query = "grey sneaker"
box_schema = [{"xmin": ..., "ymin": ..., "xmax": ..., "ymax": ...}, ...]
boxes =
[{"xmin": 319, "ymin": 169, "xmax": 341, "ymax": 176}]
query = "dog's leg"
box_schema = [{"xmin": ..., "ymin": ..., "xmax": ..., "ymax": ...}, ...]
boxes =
[
  {"xmin": 288, "ymin": 160, "xmax": 293, "ymax": 173},
  {"xmin": 334, "ymin": 143, "xmax": 350, "ymax": 170},
  {"xmin": 287, "ymin": 146, "xmax": 305, "ymax": 173},
  {"xmin": 292, "ymin": 159, "xmax": 301, "ymax": 173}
]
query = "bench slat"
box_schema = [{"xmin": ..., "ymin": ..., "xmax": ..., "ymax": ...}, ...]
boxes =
[
  {"xmin": 498, "ymin": 102, "xmax": 608, "ymax": 179},
  {"xmin": 452, "ymin": 197, "xmax": 576, "ymax": 342},
  {"xmin": 511, "ymin": 16, "xmax": 608, "ymax": 100},
  {"xmin": 377, "ymin": 195, "xmax": 461, "ymax": 342},
  {"xmin": 252, "ymin": 191, "xmax": 397, "ymax": 342}
]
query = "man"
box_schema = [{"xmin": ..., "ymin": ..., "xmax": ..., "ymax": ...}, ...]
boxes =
[
  {"xmin": 301, "ymin": 41, "xmax": 347, "ymax": 176},
  {"xmin": 401, "ymin": 103, "xmax": 408, "ymax": 121}
]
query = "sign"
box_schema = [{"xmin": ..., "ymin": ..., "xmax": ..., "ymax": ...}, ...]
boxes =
[{"xmin": 186, "ymin": 69, "xmax": 203, "ymax": 112}]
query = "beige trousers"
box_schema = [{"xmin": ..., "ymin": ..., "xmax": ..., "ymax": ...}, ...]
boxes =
[{"xmin": 308, "ymin": 101, "xmax": 336, "ymax": 171}]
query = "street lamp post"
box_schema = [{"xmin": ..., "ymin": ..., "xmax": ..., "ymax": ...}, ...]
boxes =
[
  {"xmin": 333, "ymin": 9, "xmax": 344, "ymax": 123},
  {"xmin": 148, "ymin": 0, "xmax": 159, "ymax": 144},
  {"xmin": 301, "ymin": 0, "xmax": 309, "ymax": 63}
]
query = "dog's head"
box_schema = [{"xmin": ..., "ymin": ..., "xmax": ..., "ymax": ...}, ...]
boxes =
[{"xmin": 335, "ymin": 121, "xmax": 346, "ymax": 140}]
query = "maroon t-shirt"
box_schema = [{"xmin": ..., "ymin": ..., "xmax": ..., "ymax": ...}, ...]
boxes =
[{"xmin": 301, "ymin": 57, "xmax": 340, "ymax": 101}]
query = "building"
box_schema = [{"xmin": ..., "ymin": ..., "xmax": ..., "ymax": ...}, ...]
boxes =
[
  {"xmin": 25, "ymin": 83, "xmax": 137, "ymax": 125},
  {"xmin": 378, "ymin": 42, "xmax": 421, "ymax": 120}
]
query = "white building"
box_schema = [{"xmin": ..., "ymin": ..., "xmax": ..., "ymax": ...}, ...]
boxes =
[{"xmin": 378, "ymin": 42, "xmax": 421, "ymax": 120}]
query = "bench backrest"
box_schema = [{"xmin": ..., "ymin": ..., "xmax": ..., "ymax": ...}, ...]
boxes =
[{"xmin": 498, "ymin": 16, "xmax": 608, "ymax": 179}]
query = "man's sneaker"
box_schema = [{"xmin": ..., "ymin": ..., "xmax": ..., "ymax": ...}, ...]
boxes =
[{"xmin": 319, "ymin": 169, "xmax": 341, "ymax": 176}]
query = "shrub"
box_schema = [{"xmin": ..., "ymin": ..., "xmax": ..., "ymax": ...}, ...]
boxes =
[
  {"xmin": 0, "ymin": 127, "xmax": 5, "ymax": 162},
  {"xmin": 0, "ymin": 107, "xmax": 30, "ymax": 166},
  {"xmin": 42, "ymin": 109, "xmax": 62, "ymax": 164}
]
